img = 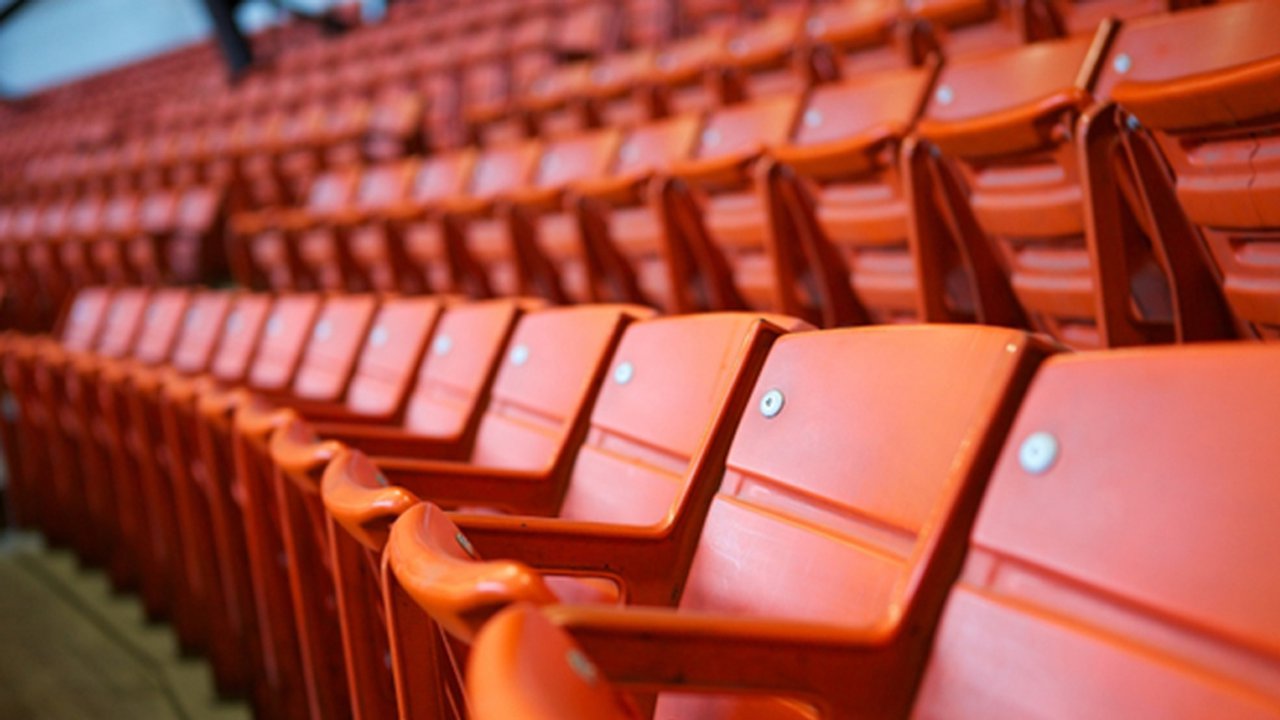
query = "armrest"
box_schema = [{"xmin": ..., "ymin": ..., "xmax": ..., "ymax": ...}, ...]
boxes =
[
  {"xmin": 321, "ymin": 448, "xmax": 422, "ymax": 551},
  {"xmin": 915, "ymin": 88, "xmax": 1089, "ymax": 159},
  {"xmin": 545, "ymin": 604, "xmax": 890, "ymax": 692},
  {"xmin": 271, "ymin": 415, "xmax": 344, "ymax": 493},
  {"xmin": 769, "ymin": 122, "xmax": 904, "ymax": 179},
  {"xmin": 468, "ymin": 604, "xmax": 641, "ymax": 720},
  {"xmin": 441, "ymin": 195, "xmax": 496, "ymax": 217},
  {"xmin": 1112, "ymin": 55, "xmax": 1280, "ymax": 131},
  {"xmin": 386, "ymin": 503, "xmax": 558, "ymax": 641},
  {"xmin": 668, "ymin": 151, "xmax": 761, "ymax": 188},
  {"xmin": 310, "ymin": 421, "xmax": 470, "ymax": 460},
  {"xmin": 373, "ymin": 456, "xmax": 561, "ymax": 516}
]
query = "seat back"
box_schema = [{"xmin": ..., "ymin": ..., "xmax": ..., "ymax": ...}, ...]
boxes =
[
  {"xmin": 533, "ymin": 129, "xmax": 621, "ymax": 191},
  {"xmin": 170, "ymin": 292, "xmax": 234, "ymax": 374},
  {"xmin": 355, "ymin": 159, "xmax": 416, "ymax": 213},
  {"xmin": 402, "ymin": 299, "xmax": 529, "ymax": 439},
  {"xmin": 131, "ymin": 289, "xmax": 191, "ymax": 366},
  {"xmin": 794, "ymin": 66, "xmax": 933, "ymax": 148},
  {"xmin": 411, "ymin": 149, "xmax": 475, "ymax": 205},
  {"xmin": 659, "ymin": 325, "xmax": 1051, "ymax": 717},
  {"xmin": 468, "ymin": 142, "xmax": 542, "ymax": 201},
  {"xmin": 467, "ymin": 305, "xmax": 650, "ymax": 471},
  {"xmin": 558, "ymin": 312, "xmax": 799, "ymax": 526},
  {"xmin": 913, "ymin": 343, "xmax": 1280, "ymax": 717},
  {"xmin": 247, "ymin": 293, "xmax": 323, "ymax": 391},
  {"xmin": 344, "ymin": 297, "xmax": 445, "ymax": 417},
  {"xmin": 93, "ymin": 288, "xmax": 151, "ymax": 358},
  {"xmin": 694, "ymin": 94, "xmax": 801, "ymax": 163},
  {"xmin": 613, "ymin": 115, "xmax": 702, "ymax": 177},
  {"xmin": 210, "ymin": 294, "xmax": 273, "ymax": 382},
  {"xmin": 58, "ymin": 287, "xmax": 113, "ymax": 352},
  {"xmin": 303, "ymin": 169, "xmax": 359, "ymax": 217},
  {"xmin": 292, "ymin": 294, "xmax": 380, "ymax": 401}
]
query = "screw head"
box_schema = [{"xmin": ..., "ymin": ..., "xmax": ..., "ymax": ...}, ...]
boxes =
[
  {"xmin": 313, "ymin": 320, "xmax": 333, "ymax": 341},
  {"xmin": 702, "ymin": 128, "xmax": 721, "ymax": 148},
  {"xmin": 760, "ymin": 389, "xmax": 784, "ymax": 418},
  {"xmin": 613, "ymin": 361, "xmax": 634, "ymax": 385},
  {"xmin": 935, "ymin": 85, "xmax": 955, "ymax": 106},
  {"xmin": 433, "ymin": 334, "xmax": 452, "ymax": 355},
  {"xmin": 1018, "ymin": 431, "xmax": 1060, "ymax": 475},
  {"xmin": 1113, "ymin": 53, "xmax": 1132, "ymax": 75},
  {"xmin": 566, "ymin": 648, "xmax": 599, "ymax": 684},
  {"xmin": 369, "ymin": 325, "xmax": 389, "ymax": 347},
  {"xmin": 804, "ymin": 109, "xmax": 823, "ymax": 128},
  {"xmin": 509, "ymin": 344, "xmax": 530, "ymax": 366}
]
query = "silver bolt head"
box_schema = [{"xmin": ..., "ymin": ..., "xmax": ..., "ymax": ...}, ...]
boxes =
[
  {"xmin": 1018, "ymin": 431, "xmax": 1060, "ymax": 475},
  {"xmin": 760, "ymin": 389, "xmax": 784, "ymax": 418}
]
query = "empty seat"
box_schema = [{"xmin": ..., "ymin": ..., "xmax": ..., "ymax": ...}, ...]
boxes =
[
  {"xmin": 770, "ymin": 64, "xmax": 938, "ymax": 326},
  {"xmin": 462, "ymin": 324, "xmax": 1054, "ymax": 718},
  {"xmin": 1104, "ymin": 0, "xmax": 1280, "ymax": 340},
  {"xmin": 914, "ymin": 342, "xmax": 1280, "ymax": 717}
]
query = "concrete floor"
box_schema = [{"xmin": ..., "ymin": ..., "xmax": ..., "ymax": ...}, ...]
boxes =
[{"xmin": 0, "ymin": 531, "xmax": 252, "ymax": 720}]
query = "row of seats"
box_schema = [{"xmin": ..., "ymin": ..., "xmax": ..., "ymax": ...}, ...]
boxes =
[
  {"xmin": 3, "ymin": 284, "xmax": 1277, "ymax": 719},
  {"xmin": 226, "ymin": 0, "xmax": 1280, "ymax": 347}
]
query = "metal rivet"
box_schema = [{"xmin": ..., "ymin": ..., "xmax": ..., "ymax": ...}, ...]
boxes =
[
  {"xmin": 935, "ymin": 85, "xmax": 954, "ymax": 106},
  {"xmin": 266, "ymin": 315, "xmax": 283, "ymax": 337},
  {"xmin": 613, "ymin": 361, "xmax": 633, "ymax": 385},
  {"xmin": 1005, "ymin": 342, "xmax": 1018, "ymax": 353},
  {"xmin": 375, "ymin": 473, "xmax": 389, "ymax": 488},
  {"xmin": 804, "ymin": 108, "xmax": 823, "ymax": 128},
  {"xmin": 1112, "ymin": 53, "xmax": 1132, "ymax": 75},
  {"xmin": 509, "ymin": 344, "xmax": 530, "ymax": 366},
  {"xmin": 369, "ymin": 325, "xmax": 389, "ymax": 347},
  {"xmin": 313, "ymin": 320, "xmax": 333, "ymax": 341},
  {"xmin": 1126, "ymin": 114, "xmax": 1141, "ymax": 131},
  {"xmin": 455, "ymin": 532, "xmax": 477, "ymax": 558},
  {"xmin": 433, "ymin": 334, "xmax": 452, "ymax": 355},
  {"xmin": 759, "ymin": 388, "xmax": 784, "ymax": 418},
  {"xmin": 566, "ymin": 648, "xmax": 599, "ymax": 684},
  {"xmin": 1018, "ymin": 431, "xmax": 1059, "ymax": 475},
  {"xmin": 702, "ymin": 128, "xmax": 721, "ymax": 148}
]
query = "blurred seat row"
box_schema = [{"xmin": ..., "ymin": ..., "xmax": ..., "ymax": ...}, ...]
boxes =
[
  {"xmin": 2, "ymin": 0, "xmax": 1278, "ymax": 346},
  {"xmin": 3, "ymin": 283, "xmax": 1277, "ymax": 719}
]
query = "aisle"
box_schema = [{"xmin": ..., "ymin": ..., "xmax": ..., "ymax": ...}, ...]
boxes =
[{"xmin": 0, "ymin": 531, "xmax": 251, "ymax": 720}]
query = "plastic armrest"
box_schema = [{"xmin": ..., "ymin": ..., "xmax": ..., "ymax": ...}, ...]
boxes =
[
  {"xmin": 506, "ymin": 186, "xmax": 565, "ymax": 212},
  {"xmin": 373, "ymin": 457, "xmax": 560, "ymax": 516},
  {"xmin": 546, "ymin": 604, "xmax": 889, "ymax": 691},
  {"xmin": 311, "ymin": 421, "xmax": 469, "ymax": 459}
]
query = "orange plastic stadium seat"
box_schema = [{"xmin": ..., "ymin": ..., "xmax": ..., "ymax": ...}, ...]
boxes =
[
  {"xmin": 446, "ymin": 141, "xmax": 543, "ymax": 297},
  {"xmin": 1, "ymin": 287, "xmax": 114, "ymax": 530},
  {"xmin": 131, "ymin": 184, "xmax": 225, "ymax": 285},
  {"xmin": 339, "ymin": 158, "xmax": 421, "ymax": 292},
  {"xmin": 59, "ymin": 191, "xmax": 107, "ymax": 289},
  {"xmin": 236, "ymin": 167, "xmax": 360, "ymax": 291},
  {"xmin": 768, "ymin": 64, "xmax": 938, "ymax": 326},
  {"xmin": 582, "ymin": 49, "xmax": 660, "ymax": 128},
  {"xmin": 803, "ymin": 0, "xmax": 916, "ymax": 81},
  {"xmin": 1102, "ymin": 0, "xmax": 1280, "ymax": 339},
  {"xmin": 93, "ymin": 288, "xmax": 194, "ymax": 619},
  {"xmin": 331, "ymin": 310, "xmax": 798, "ymax": 718},
  {"xmin": 38, "ymin": 287, "xmax": 151, "ymax": 560},
  {"xmin": 718, "ymin": 10, "xmax": 808, "ymax": 101},
  {"xmin": 462, "ymin": 324, "xmax": 1054, "ymax": 719},
  {"xmin": 468, "ymin": 128, "xmax": 622, "ymax": 303},
  {"xmin": 916, "ymin": 11, "xmax": 1243, "ymax": 347},
  {"xmin": 912, "ymin": 342, "xmax": 1280, "ymax": 717},
  {"xmin": 574, "ymin": 114, "xmax": 703, "ymax": 310},
  {"xmin": 269, "ymin": 303, "xmax": 650, "ymax": 719},
  {"xmin": 910, "ymin": 0, "xmax": 1027, "ymax": 59},
  {"xmin": 392, "ymin": 149, "xmax": 490, "ymax": 295},
  {"xmin": 661, "ymin": 94, "xmax": 803, "ymax": 315},
  {"xmin": 160, "ymin": 292, "xmax": 276, "ymax": 699},
  {"xmin": 1025, "ymin": 0, "xmax": 1186, "ymax": 39},
  {"xmin": 649, "ymin": 29, "xmax": 730, "ymax": 116}
]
